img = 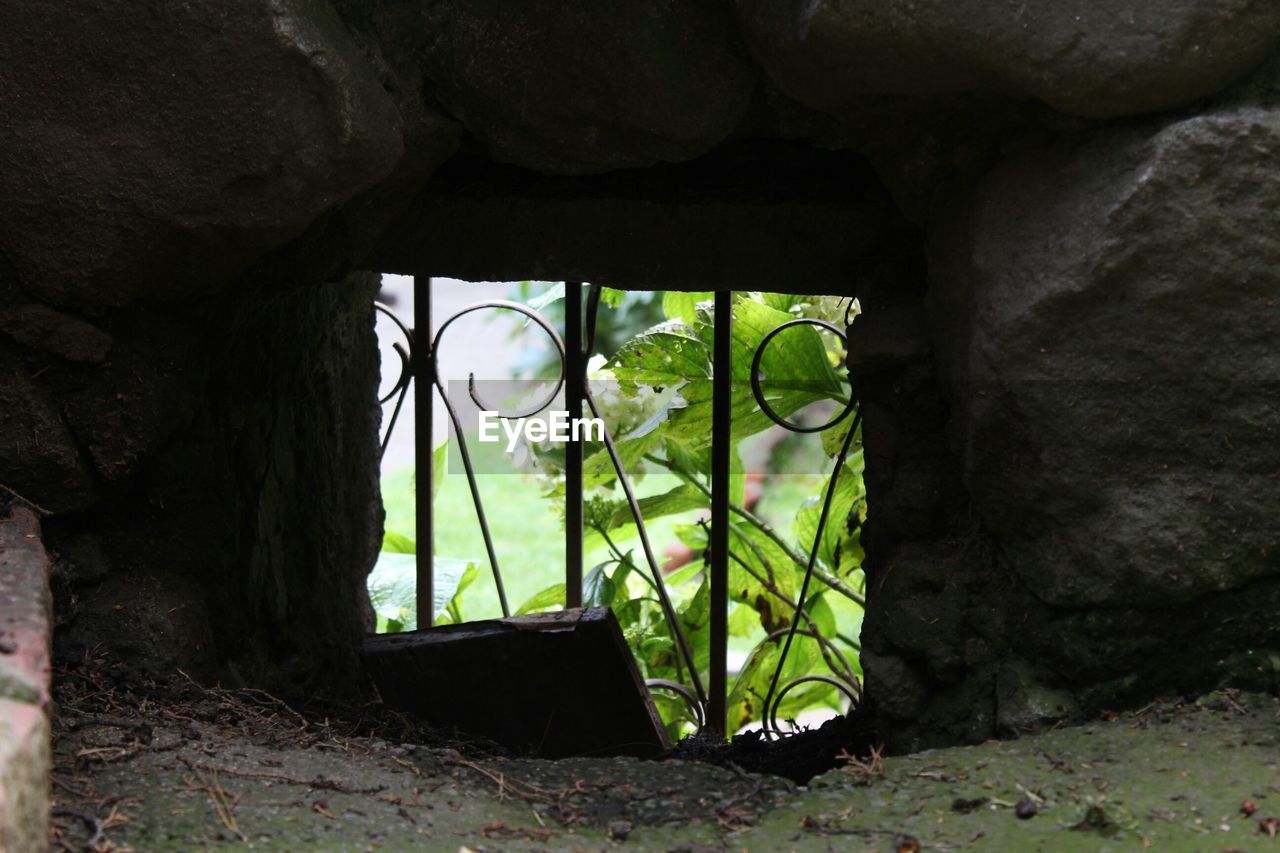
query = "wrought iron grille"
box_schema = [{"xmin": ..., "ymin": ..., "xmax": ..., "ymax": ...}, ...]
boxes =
[{"xmin": 376, "ymin": 280, "xmax": 863, "ymax": 738}]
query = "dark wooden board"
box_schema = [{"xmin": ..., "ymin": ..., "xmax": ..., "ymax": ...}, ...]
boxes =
[{"xmin": 362, "ymin": 607, "xmax": 670, "ymax": 758}]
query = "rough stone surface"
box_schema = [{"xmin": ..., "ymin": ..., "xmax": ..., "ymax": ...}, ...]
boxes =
[
  {"xmin": 324, "ymin": 1, "xmax": 465, "ymax": 268},
  {"xmin": 887, "ymin": 103, "xmax": 1280, "ymax": 739},
  {"xmin": 39, "ymin": 272, "xmax": 384, "ymax": 697},
  {"xmin": 383, "ymin": 0, "xmax": 757, "ymax": 173},
  {"xmin": 0, "ymin": 352, "xmax": 96, "ymax": 515},
  {"xmin": 54, "ymin": 310, "xmax": 208, "ymax": 489},
  {"xmin": 0, "ymin": 508, "xmax": 53, "ymax": 853},
  {"xmin": 44, "ymin": 530, "xmax": 111, "ymax": 630},
  {"xmin": 52, "ymin": 671, "xmax": 1280, "ymax": 851},
  {"xmin": 930, "ymin": 104, "xmax": 1280, "ymax": 609},
  {"xmin": 0, "ymin": 0, "xmax": 405, "ymax": 306},
  {"xmin": 737, "ymin": 0, "xmax": 1280, "ymax": 119},
  {"xmin": 202, "ymin": 272, "xmax": 384, "ymax": 693},
  {"xmin": 0, "ymin": 304, "xmax": 113, "ymax": 365},
  {"xmin": 62, "ymin": 571, "xmax": 219, "ymax": 682},
  {"xmin": 373, "ymin": 142, "xmax": 916, "ymax": 292}
]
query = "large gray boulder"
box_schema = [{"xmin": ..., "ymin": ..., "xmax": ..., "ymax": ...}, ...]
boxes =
[
  {"xmin": 738, "ymin": 0, "xmax": 1280, "ymax": 119},
  {"xmin": 929, "ymin": 104, "xmax": 1280, "ymax": 610},
  {"xmin": 0, "ymin": 0, "xmax": 406, "ymax": 306},
  {"xmin": 409, "ymin": 0, "xmax": 757, "ymax": 173},
  {"xmin": 0, "ymin": 354, "xmax": 95, "ymax": 515}
]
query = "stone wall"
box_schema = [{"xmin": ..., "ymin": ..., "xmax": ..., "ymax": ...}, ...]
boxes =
[
  {"xmin": 5, "ymin": 271, "xmax": 384, "ymax": 698},
  {"xmin": 0, "ymin": 0, "xmax": 1277, "ymax": 746}
]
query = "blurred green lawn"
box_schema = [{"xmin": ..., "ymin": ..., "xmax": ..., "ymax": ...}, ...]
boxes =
[
  {"xmin": 382, "ymin": 463, "xmax": 700, "ymax": 622},
  {"xmin": 379, "ymin": 453, "xmax": 862, "ymax": 665}
]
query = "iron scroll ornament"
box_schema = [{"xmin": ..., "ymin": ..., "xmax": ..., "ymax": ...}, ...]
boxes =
[
  {"xmin": 374, "ymin": 287, "xmax": 863, "ymax": 737},
  {"xmin": 374, "ymin": 301, "xmax": 415, "ymax": 462},
  {"xmin": 430, "ymin": 300, "xmax": 567, "ymax": 618},
  {"xmin": 375, "ymin": 289, "xmax": 707, "ymax": 707},
  {"xmin": 747, "ymin": 314, "xmax": 864, "ymax": 737}
]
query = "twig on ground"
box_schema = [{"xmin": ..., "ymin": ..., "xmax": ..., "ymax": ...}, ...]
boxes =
[
  {"xmin": 188, "ymin": 765, "xmax": 246, "ymax": 843},
  {"xmin": 837, "ymin": 744, "xmax": 885, "ymax": 785},
  {"xmin": 176, "ymin": 753, "xmax": 385, "ymax": 795},
  {"xmin": 442, "ymin": 749, "xmax": 598, "ymax": 825},
  {"xmin": 443, "ymin": 750, "xmax": 558, "ymax": 804}
]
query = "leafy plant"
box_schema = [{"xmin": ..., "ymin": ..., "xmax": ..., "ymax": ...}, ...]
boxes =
[{"xmin": 373, "ymin": 289, "xmax": 865, "ymax": 737}]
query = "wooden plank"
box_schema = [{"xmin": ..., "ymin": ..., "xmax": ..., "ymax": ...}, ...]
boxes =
[{"xmin": 362, "ymin": 607, "xmax": 670, "ymax": 758}]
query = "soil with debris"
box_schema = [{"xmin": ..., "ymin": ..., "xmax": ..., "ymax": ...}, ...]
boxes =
[{"xmin": 51, "ymin": 652, "xmax": 1280, "ymax": 851}]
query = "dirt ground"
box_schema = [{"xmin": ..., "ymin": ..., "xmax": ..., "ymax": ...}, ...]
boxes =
[{"xmin": 51, "ymin": 651, "xmax": 1280, "ymax": 851}]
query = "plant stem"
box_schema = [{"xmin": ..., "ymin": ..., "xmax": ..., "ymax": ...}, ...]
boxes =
[
  {"xmin": 596, "ymin": 526, "xmax": 657, "ymax": 595},
  {"xmin": 727, "ymin": 550, "xmax": 858, "ymax": 685},
  {"xmin": 594, "ymin": 524, "xmax": 685, "ymax": 684},
  {"xmin": 646, "ymin": 453, "xmax": 866, "ymax": 607}
]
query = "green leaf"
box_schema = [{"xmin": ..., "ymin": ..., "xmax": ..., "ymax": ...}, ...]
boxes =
[
  {"xmin": 726, "ymin": 521, "xmax": 800, "ymax": 632},
  {"xmin": 650, "ymin": 690, "xmax": 698, "ymax": 741},
  {"xmin": 608, "ymin": 329, "xmax": 710, "ymax": 396},
  {"xmin": 600, "ymin": 287, "xmax": 627, "ymax": 308},
  {"xmin": 369, "ymin": 553, "xmax": 481, "ymax": 630},
  {"xmin": 625, "ymin": 388, "xmax": 682, "ymax": 440},
  {"xmin": 515, "ymin": 583, "xmax": 566, "ymax": 615},
  {"xmin": 657, "ymin": 438, "xmax": 744, "ymax": 507},
  {"xmin": 381, "ymin": 529, "xmax": 416, "ymax": 554},
  {"xmin": 664, "ymin": 559, "xmax": 705, "ymax": 588},
  {"xmin": 664, "ymin": 368, "xmax": 835, "ymax": 449},
  {"xmin": 432, "ymin": 440, "xmax": 448, "ymax": 501},
  {"xmin": 613, "ymin": 596, "xmax": 646, "ymax": 630},
  {"xmin": 803, "ymin": 592, "xmax": 837, "ymax": 639},
  {"xmin": 729, "ymin": 442, "xmax": 746, "ymax": 507},
  {"xmin": 581, "ymin": 431, "xmax": 659, "ymax": 490},
  {"xmin": 662, "ymin": 436, "xmax": 703, "ymax": 479},
  {"xmin": 584, "ymin": 562, "xmax": 616, "ymax": 608},
  {"xmin": 662, "ymin": 291, "xmax": 713, "ymax": 326},
  {"xmin": 436, "ymin": 559, "xmax": 481, "ymax": 625},
  {"xmin": 526, "ymin": 281, "xmax": 566, "ymax": 312},
  {"xmin": 732, "ymin": 297, "xmax": 843, "ymax": 392},
  {"xmin": 679, "ymin": 579, "xmax": 712, "ymax": 675},
  {"xmin": 726, "ymin": 641, "xmax": 778, "ymax": 732},
  {"xmin": 607, "ymin": 483, "xmax": 706, "ymax": 530},
  {"xmin": 793, "ymin": 462, "xmax": 864, "ymax": 572},
  {"xmin": 820, "ymin": 417, "xmax": 859, "ymax": 460},
  {"xmin": 368, "ymin": 553, "xmax": 416, "ymax": 623},
  {"xmin": 760, "ymin": 292, "xmax": 800, "ymax": 313},
  {"xmin": 672, "ymin": 521, "xmax": 708, "ymax": 552},
  {"xmin": 727, "ymin": 601, "xmax": 758, "ymax": 638},
  {"xmin": 653, "ymin": 296, "xmax": 851, "ymax": 447},
  {"xmin": 727, "ymin": 631, "xmax": 824, "ymax": 731},
  {"xmin": 639, "ymin": 633, "xmax": 677, "ymax": 672}
]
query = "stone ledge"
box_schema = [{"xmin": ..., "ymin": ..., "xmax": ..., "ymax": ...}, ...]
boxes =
[{"xmin": 0, "ymin": 507, "xmax": 52, "ymax": 852}]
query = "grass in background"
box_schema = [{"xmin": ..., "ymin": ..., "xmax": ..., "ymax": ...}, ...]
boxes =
[{"xmin": 378, "ymin": 463, "xmax": 703, "ymax": 625}]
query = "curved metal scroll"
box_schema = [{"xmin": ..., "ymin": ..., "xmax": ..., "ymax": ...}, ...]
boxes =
[
  {"xmin": 375, "ymin": 302, "xmax": 415, "ymax": 461},
  {"xmin": 748, "ymin": 316, "xmax": 864, "ymax": 737},
  {"xmin": 376, "ymin": 287, "xmax": 706, "ymax": 712},
  {"xmin": 582, "ymin": 284, "xmax": 708, "ymax": 712},
  {"xmin": 428, "ymin": 301, "xmax": 566, "ymax": 618}
]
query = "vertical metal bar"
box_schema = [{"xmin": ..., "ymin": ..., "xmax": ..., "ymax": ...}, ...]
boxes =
[
  {"xmin": 709, "ymin": 290, "xmax": 732, "ymax": 736},
  {"xmin": 415, "ymin": 276, "xmax": 434, "ymax": 628},
  {"xmin": 564, "ymin": 282, "xmax": 584, "ymax": 608}
]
